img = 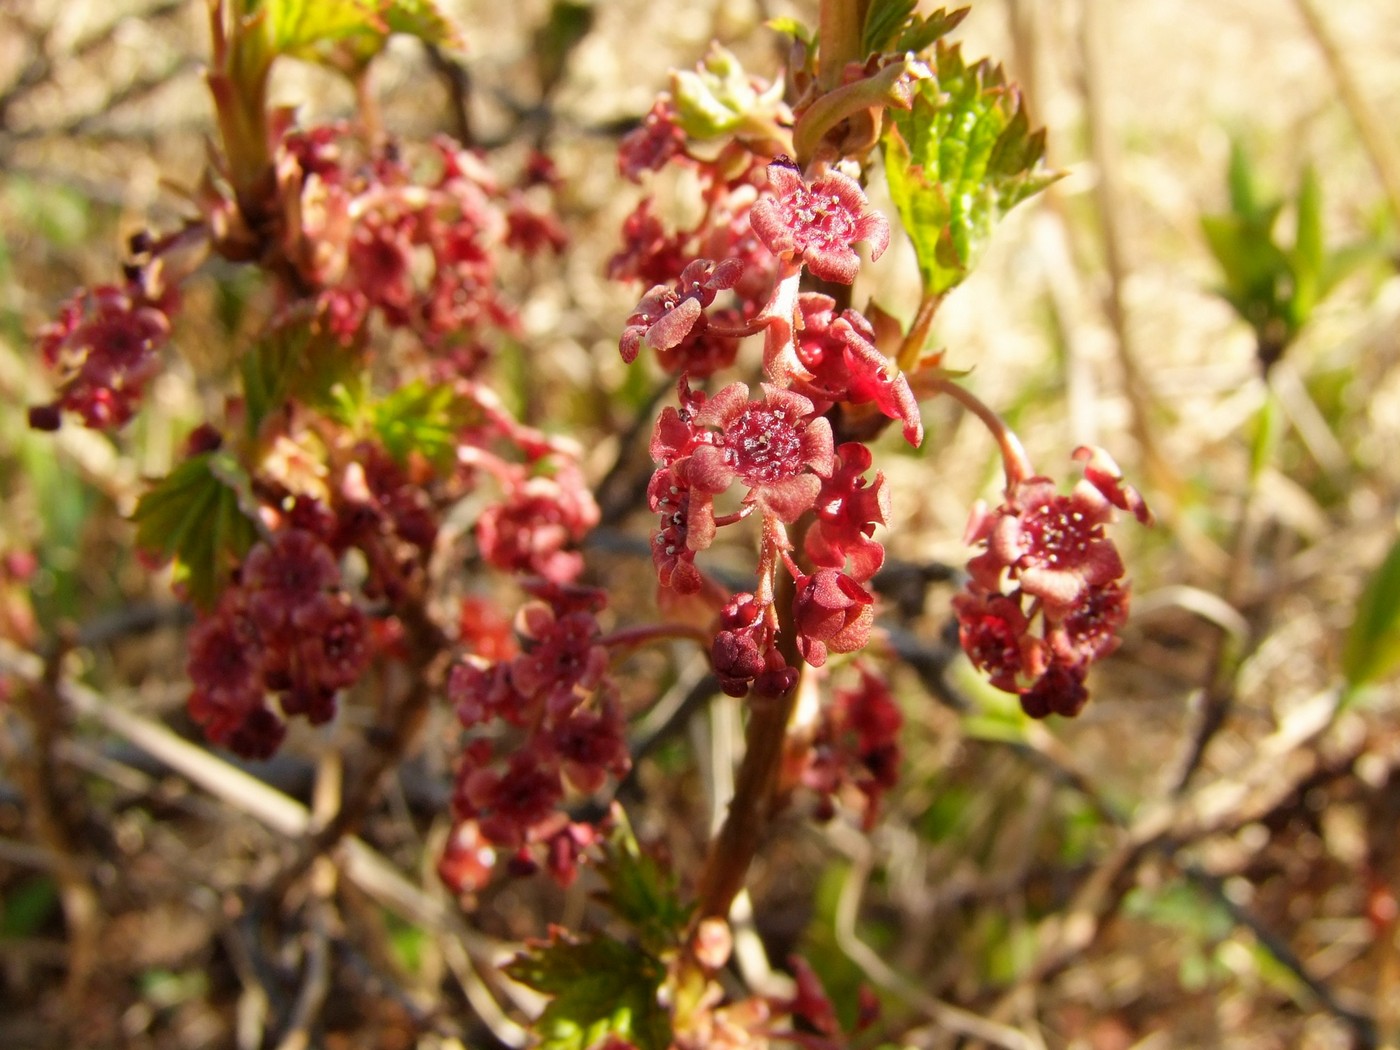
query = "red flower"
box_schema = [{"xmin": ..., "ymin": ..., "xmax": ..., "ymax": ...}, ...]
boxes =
[
  {"xmin": 792, "ymin": 294, "xmax": 922, "ymax": 446},
  {"xmin": 749, "ymin": 159, "xmax": 889, "ymax": 284},
  {"xmin": 618, "ymin": 258, "xmax": 744, "ymax": 364},
  {"xmin": 510, "ymin": 600, "xmax": 610, "ymax": 718},
  {"xmin": 33, "ymin": 283, "xmax": 171, "ymax": 429},
  {"xmin": 476, "ymin": 468, "xmax": 600, "ymax": 585},
  {"xmin": 792, "ymin": 568, "xmax": 875, "ymax": 668},
  {"xmin": 951, "ymin": 591, "xmax": 1031, "ymax": 694},
  {"xmin": 618, "ymin": 98, "xmax": 686, "ymax": 182},
  {"xmin": 686, "ymin": 382, "xmax": 835, "ymax": 527},
  {"xmin": 805, "ymin": 442, "xmax": 891, "ymax": 582},
  {"xmin": 955, "ymin": 450, "xmax": 1150, "ymax": 718},
  {"xmin": 970, "ymin": 476, "xmax": 1125, "ymax": 617},
  {"xmin": 243, "ymin": 529, "xmax": 341, "ymax": 632}
]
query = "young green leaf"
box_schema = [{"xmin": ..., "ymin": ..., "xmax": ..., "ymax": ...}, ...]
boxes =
[
  {"xmin": 671, "ymin": 44, "xmax": 786, "ymax": 143},
  {"xmin": 1341, "ymin": 531, "xmax": 1400, "ymax": 690},
  {"xmin": 505, "ymin": 928, "xmax": 671, "ymax": 1050},
  {"xmin": 240, "ymin": 319, "xmax": 362, "ymax": 436},
  {"xmin": 891, "ymin": 6, "xmax": 969, "ymax": 55},
  {"xmin": 861, "ymin": 0, "xmax": 918, "ymax": 55},
  {"xmin": 882, "ymin": 43, "xmax": 1058, "ymax": 296},
  {"xmin": 597, "ymin": 807, "xmax": 691, "ymax": 953},
  {"xmin": 265, "ymin": 0, "xmax": 460, "ymax": 68},
  {"xmin": 1201, "ymin": 142, "xmax": 1379, "ymax": 369},
  {"xmin": 132, "ymin": 453, "xmax": 260, "ymax": 609},
  {"xmin": 368, "ymin": 381, "xmax": 474, "ymax": 468}
]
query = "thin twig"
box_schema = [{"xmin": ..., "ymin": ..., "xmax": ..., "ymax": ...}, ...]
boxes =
[
  {"xmin": 826, "ymin": 823, "xmax": 1042, "ymax": 1050},
  {"xmin": 0, "ymin": 632, "xmax": 102, "ymax": 1003},
  {"xmin": 1076, "ymin": 0, "xmax": 1178, "ymax": 499}
]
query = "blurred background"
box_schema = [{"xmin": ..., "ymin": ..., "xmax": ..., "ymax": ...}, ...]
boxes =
[{"xmin": 1, "ymin": 1, "xmax": 1398, "ymax": 1047}]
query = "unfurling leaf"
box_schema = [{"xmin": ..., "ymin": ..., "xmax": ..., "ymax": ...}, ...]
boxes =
[
  {"xmin": 505, "ymin": 927, "xmax": 671, "ymax": 1050},
  {"xmin": 367, "ymin": 381, "xmax": 475, "ymax": 468},
  {"xmin": 133, "ymin": 453, "xmax": 260, "ymax": 609},
  {"xmin": 882, "ymin": 43, "xmax": 1059, "ymax": 296},
  {"xmin": 671, "ymin": 44, "xmax": 787, "ymax": 145},
  {"xmin": 265, "ymin": 0, "xmax": 461, "ymax": 70},
  {"xmin": 1201, "ymin": 140, "xmax": 1380, "ymax": 371},
  {"xmin": 597, "ymin": 806, "xmax": 691, "ymax": 953}
]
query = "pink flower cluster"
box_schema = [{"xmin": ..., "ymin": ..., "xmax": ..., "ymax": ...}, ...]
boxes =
[
  {"xmin": 954, "ymin": 448, "xmax": 1152, "ymax": 718},
  {"xmin": 187, "ymin": 528, "xmax": 369, "ymax": 758},
  {"xmin": 795, "ymin": 664, "xmax": 903, "ymax": 828},
  {"xmin": 278, "ymin": 127, "xmax": 562, "ymax": 357},
  {"xmin": 644, "ymin": 375, "xmax": 894, "ymax": 693},
  {"xmin": 613, "ymin": 81, "xmax": 919, "ymax": 698},
  {"xmin": 442, "ymin": 582, "xmax": 630, "ymax": 893},
  {"xmin": 30, "ymin": 282, "xmax": 174, "ymax": 430}
]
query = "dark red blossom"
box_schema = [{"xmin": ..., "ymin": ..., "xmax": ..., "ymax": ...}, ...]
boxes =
[
  {"xmin": 955, "ymin": 450, "xmax": 1149, "ymax": 718},
  {"xmin": 449, "ymin": 657, "xmax": 526, "ymax": 727},
  {"xmin": 969, "ymin": 475, "xmax": 1123, "ymax": 617},
  {"xmin": 510, "ymin": 600, "xmax": 609, "ymax": 717},
  {"xmin": 648, "ymin": 466, "xmax": 703, "ymax": 594},
  {"xmin": 444, "ymin": 583, "xmax": 627, "ymax": 892},
  {"xmin": 476, "ymin": 467, "xmax": 600, "ymax": 585},
  {"xmin": 792, "ymin": 569, "xmax": 875, "ymax": 668},
  {"xmin": 609, "ymin": 197, "xmax": 691, "ymax": 287},
  {"xmin": 805, "ymin": 442, "xmax": 891, "ymax": 582},
  {"xmin": 292, "ymin": 595, "xmax": 370, "ymax": 692},
  {"xmin": 32, "ymin": 283, "xmax": 172, "ymax": 429},
  {"xmin": 951, "ymin": 591, "xmax": 1031, "ymax": 694},
  {"xmin": 618, "ymin": 97, "xmax": 687, "ymax": 182},
  {"xmin": 792, "ymin": 294, "xmax": 922, "ymax": 446},
  {"xmin": 460, "ymin": 751, "xmax": 565, "ymax": 850},
  {"xmin": 710, "ymin": 591, "xmax": 795, "ymax": 698},
  {"xmin": 749, "ymin": 159, "xmax": 889, "ymax": 284},
  {"xmin": 186, "ymin": 594, "xmax": 271, "ymax": 751},
  {"xmin": 551, "ymin": 701, "xmax": 630, "ymax": 793},
  {"xmin": 186, "ymin": 529, "xmax": 369, "ymax": 757},
  {"xmin": 243, "ymin": 529, "xmax": 341, "ymax": 629}
]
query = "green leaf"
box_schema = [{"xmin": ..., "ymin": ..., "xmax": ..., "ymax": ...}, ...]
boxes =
[
  {"xmin": 597, "ymin": 808, "xmax": 691, "ymax": 953},
  {"xmin": 861, "ymin": 0, "xmax": 917, "ymax": 54},
  {"xmin": 265, "ymin": 0, "xmax": 460, "ymax": 68},
  {"xmin": 132, "ymin": 453, "xmax": 260, "ymax": 609},
  {"xmin": 1341, "ymin": 531, "xmax": 1400, "ymax": 689},
  {"xmin": 882, "ymin": 43, "xmax": 1058, "ymax": 295},
  {"xmin": 505, "ymin": 929, "xmax": 671, "ymax": 1050},
  {"xmin": 264, "ymin": 0, "xmax": 381, "ymax": 53},
  {"xmin": 1226, "ymin": 138, "xmax": 1260, "ymax": 219},
  {"xmin": 368, "ymin": 381, "xmax": 474, "ymax": 468},
  {"xmin": 891, "ymin": 6, "xmax": 969, "ymax": 55},
  {"xmin": 240, "ymin": 319, "xmax": 361, "ymax": 436}
]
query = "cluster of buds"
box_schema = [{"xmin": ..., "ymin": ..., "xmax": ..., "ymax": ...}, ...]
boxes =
[
  {"xmin": 441, "ymin": 581, "xmax": 630, "ymax": 893},
  {"xmin": 30, "ymin": 117, "xmax": 562, "ymax": 433},
  {"xmin": 29, "ymin": 281, "xmax": 175, "ymax": 430},
  {"xmin": 269, "ymin": 122, "xmax": 564, "ymax": 360},
  {"xmin": 954, "ymin": 448, "xmax": 1153, "ymax": 717},
  {"xmin": 186, "ymin": 528, "xmax": 370, "ymax": 758}
]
